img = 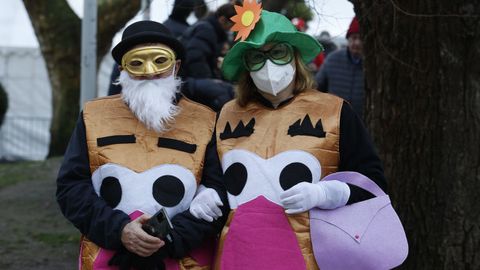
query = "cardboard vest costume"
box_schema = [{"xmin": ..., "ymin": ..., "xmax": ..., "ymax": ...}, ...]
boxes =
[
  {"xmin": 79, "ymin": 95, "xmax": 216, "ymax": 270},
  {"xmin": 215, "ymin": 90, "xmax": 343, "ymax": 270}
]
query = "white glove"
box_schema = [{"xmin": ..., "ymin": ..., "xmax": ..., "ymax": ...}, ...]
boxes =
[
  {"xmin": 280, "ymin": 180, "xmax": 350, "ymax": 214},
  {"xmin": 189, "ymin": 185, "xmax": 223, "ymax": 222}
]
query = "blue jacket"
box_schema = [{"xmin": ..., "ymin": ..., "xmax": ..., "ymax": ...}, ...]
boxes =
[{"xmin": 315, "ymin": 48, "xmax": 365, "ymax": 119}]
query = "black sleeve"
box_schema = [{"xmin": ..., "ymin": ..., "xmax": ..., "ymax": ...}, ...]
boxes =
[
  {"xmin": 200, "ymin": 132, "xmax": 229, "ymax": 212},
  {"xmin": 184, "ymin": 23, "xmax": 216, "ymax": 79},
  {"xmin": 338, "ymin": 102, "xmax": 388, "ymax": 204},
  {"xmin": 165, "ymin": 131, "xmax": 229, "ymax": 259},
  {"xmin": 56, "ymin": 113, "xmax": 130, "ymax": 249},
  {"xmin": 181, "ymin": 78, "xmax": 234, "ymax": 112}
]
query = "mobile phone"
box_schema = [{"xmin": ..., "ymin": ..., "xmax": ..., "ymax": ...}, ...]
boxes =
[{"xmin": 142, "ymin": 208, "xmax": 174, "ymax": 242}]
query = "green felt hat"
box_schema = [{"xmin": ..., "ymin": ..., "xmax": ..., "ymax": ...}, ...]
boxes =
[{"xmin": 222, "ymin": 10, "xmax": 323, "ymax": 81}]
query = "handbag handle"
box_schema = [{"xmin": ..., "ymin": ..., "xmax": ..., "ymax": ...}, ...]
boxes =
[{"xmin": 322, "ymin": 171, "xmax": 386, "ymax": 197}]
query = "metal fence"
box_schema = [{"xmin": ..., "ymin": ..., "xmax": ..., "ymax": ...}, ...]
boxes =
[{"xmin": 0, "ymin": 116, "xmax": 50, "ymax": 161}]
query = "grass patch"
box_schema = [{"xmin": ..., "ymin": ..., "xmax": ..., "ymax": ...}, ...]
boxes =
[
  {"xmin": 0, "ymin": 157, "xmax": 62, "ymax": 189},
  {"xmin": 31, "ymin": 232, "xmax": 79, "ymax": 247}
]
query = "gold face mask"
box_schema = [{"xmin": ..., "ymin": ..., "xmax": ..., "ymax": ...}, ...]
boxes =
[{"xmin": 121, "ymin": 45, "xmax": 176, "ymax": 76}]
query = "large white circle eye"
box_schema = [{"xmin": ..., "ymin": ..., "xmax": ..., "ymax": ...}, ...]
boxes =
[
  {"xmin": 92, "ymin": 163, "xmax": 197, "ymax": 216},
  {"xmin": 221, "ymin": 149, "xmax": 322, "ymax": 208}
]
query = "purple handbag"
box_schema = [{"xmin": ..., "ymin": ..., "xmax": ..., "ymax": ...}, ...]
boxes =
[{"xmin": 310, "ymin": 172, "xmax": 408, "ymax": 270}]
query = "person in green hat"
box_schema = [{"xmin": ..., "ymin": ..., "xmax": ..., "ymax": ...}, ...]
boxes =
[{"xmin": 189, "ymin": 4, "xmax": 387, "ymax": 269}]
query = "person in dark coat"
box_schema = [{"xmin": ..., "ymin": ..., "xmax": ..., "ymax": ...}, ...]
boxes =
[
  {"xmin": 163, "ymin": 0, "xmax": 196, "ymax": 39},
  {"xmin": 315, "ymin": 17, "xmax": 365, "ymax": 119},
  {"xmin": 177, "ymin": 3, "xmax": 236, "ymax": 111},
  {"xmin": 57, "ymin": 21, "xmax": 228, "ymax": 270},
  {"xmin": 317, "ymin": 31, "xmax": 338, "ymax": 57},
  {"xmin": 182, "ymin": 3, "xmax": 235, "ymax": 79}
]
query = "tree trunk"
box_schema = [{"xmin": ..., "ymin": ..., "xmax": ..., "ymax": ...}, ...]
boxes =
[
  {"xmin": 0, "ymin": 82, "xmax": 7, "ymax": 127},
  {"xmin": 23, "ymin": 0, "xmax": 140, "ymax": 156},
  {"xmin": 354, "ymin": 0, "xmax": 480, "ymax": 268}
]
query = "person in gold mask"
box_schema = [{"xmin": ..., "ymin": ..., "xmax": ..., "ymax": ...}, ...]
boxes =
[{"xmin": 57, "ymin": 20, "xmax": 227, "ymax": 270}]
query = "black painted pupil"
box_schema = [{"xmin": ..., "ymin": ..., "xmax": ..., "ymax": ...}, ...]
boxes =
[
  {"xmin": 224, "ymin": 162, "xmax": 247, "ymax": 196},
  {"xmin": 100, "ymin": 176, "xmax": 122, "ymax": 208},
  {"xmin": 152, "ymin": 175, "xmax": 185, "ymax": 207},
  {"xmin": 279, "ymin": 162, "xmax": 313, "ymax": 190}
]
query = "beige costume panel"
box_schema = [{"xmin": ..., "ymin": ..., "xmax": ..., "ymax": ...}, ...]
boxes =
[
  {"xmin": 215, "ymin": 90, "xmax": 343, "ymax": 269},
  {"xmin": 80, "ymin": 95, "xmax": 216, "ymax": 270}
]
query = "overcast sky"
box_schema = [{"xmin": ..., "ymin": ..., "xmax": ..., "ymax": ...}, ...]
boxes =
[{"xmin": 0, "ymin": 0, "xmax": 354, "ymax": 48}]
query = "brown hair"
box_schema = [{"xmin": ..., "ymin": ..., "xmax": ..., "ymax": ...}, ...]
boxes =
[{"xmin": 235, "ymin": 50, "xmax": 317, "ymax": 107}]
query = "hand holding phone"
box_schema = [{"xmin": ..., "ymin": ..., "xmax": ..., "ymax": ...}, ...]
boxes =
[{"xmin": 142, "ymin": 208, "xmax": 174, "ymax": 243}]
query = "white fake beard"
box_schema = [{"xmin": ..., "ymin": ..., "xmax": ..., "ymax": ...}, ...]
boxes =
[{"xmin": 119, "ymin": 70, "xmax": 182, "ymax": 133}]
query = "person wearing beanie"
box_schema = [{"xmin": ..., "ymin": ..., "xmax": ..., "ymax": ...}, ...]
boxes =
[
  {"xmin": 163, "ymin": 0, "xmax": 196, "ymax": 39},
  {"xmin": 315, "ymin": 16, "xmax": 365, "ymax": 119},
  {"xmin": 189, "ymin": 2, "xmax": 388, "ymax": 269},
  {"xmin": 317, "ymin": 30, "xmax": 338, "ymax": 56},
  {"xmin": 57, "ymin": 20, "xmax": 228, "ymax": 270}
]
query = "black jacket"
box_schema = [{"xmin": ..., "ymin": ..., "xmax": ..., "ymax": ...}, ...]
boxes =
[
  {"xmin": 181, "ymin": 78, "xmax": 234, "ymax": 112},
  {"xmin": 182, "ymin": 15, "xmax": 228, "ymax": 79},
  {"xmin": 163, "ymin": 17, "xmax": 189, "ymax": 40}
]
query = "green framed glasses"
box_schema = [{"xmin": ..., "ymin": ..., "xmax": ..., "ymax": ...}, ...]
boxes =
[{"xmin": 243, "ymin": 43, "xmax": 294, "ymax": 72}]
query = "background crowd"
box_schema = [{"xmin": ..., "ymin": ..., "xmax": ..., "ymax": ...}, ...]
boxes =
[{"xmin": 107, "ymin": 0, "xmax": 365, "ymax": 119}]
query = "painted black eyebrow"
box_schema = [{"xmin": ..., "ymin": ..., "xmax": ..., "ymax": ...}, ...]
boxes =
[
  {"xmin": 158, "ymin": 138, "xmax": 197, "ymax": 153},
  {"xmin": 220, "ymin": 118, "xmax": 255, "ymax": 140},
  {"xmin": 97, "ymin": 135, "xmax": 136, "ymax": 147},
  {"xmin": 288, "ymin": 115, "xmax": 326, "ymax": 138}
]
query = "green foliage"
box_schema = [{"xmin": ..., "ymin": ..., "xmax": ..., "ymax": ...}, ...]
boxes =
[
  {"xmin": 0, "ymin": 82, "xmax": 7, "ymax": 126},
  {"xmin": 285, "ymin": 0, "xmax": 313, "ymax": 21},
  {"xmin": 262, "ymin": 0, "xmax": 313, "ymax": 21}
]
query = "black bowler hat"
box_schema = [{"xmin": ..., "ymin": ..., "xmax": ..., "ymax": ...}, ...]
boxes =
[{"xmin": 111, "ymin": 20, "xmax": 185, "ymax": 64}]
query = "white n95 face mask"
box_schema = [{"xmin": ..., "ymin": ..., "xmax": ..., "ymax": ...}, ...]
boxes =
[{"xmin": 250, "ymin": 60, "xmax": 296, "ymax": 96}]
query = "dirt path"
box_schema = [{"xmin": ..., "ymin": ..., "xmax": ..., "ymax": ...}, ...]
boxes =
[{"xmin": 0, "ymin": 158, "xmax": 78, "ymax": 270}]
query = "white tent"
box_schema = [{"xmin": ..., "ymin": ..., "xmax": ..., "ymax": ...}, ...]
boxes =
[{"xmin": 0, "ymin": 47, "xmax": 51, "ymax": 160}]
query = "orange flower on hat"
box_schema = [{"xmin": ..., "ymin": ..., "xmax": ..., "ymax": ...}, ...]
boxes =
[{"xmin": 230, "ymin": 0, "xmax": 262, "ymax": 41}]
